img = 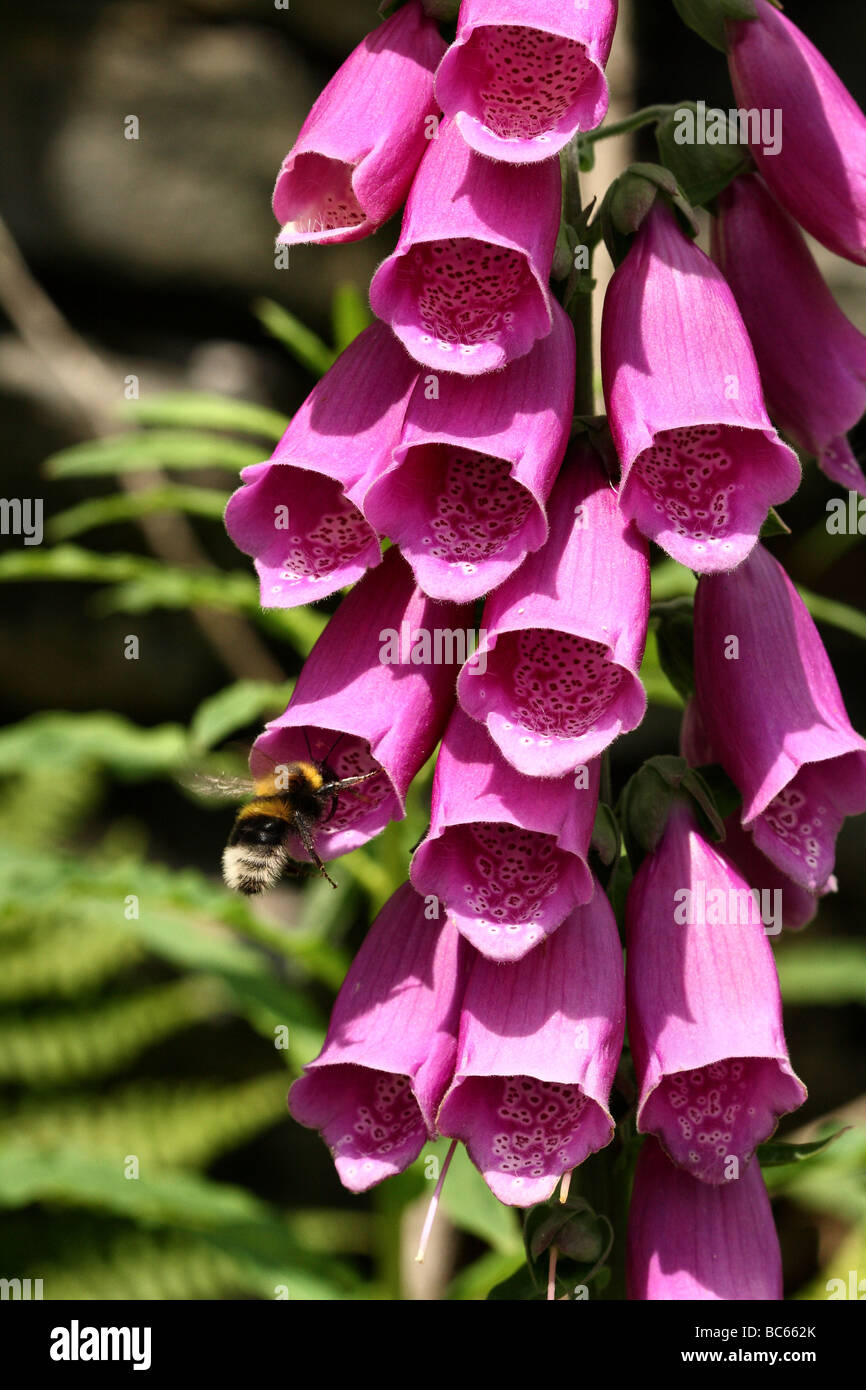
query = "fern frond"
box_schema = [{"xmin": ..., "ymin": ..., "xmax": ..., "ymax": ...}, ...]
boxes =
[
  {"xmin": 0, "ymin": 1074, "xmax": 287, "ymax": 1168},
  {"xmin": 0, "ymin": 977, "xmax": 230, "ymax": 1087}
]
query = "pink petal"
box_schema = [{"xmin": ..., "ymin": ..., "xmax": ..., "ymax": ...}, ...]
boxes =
[
  {"xmin": 601, "ymin": 200, "xmax": 800, "ymax": 572},
  {"xmin": 437, "ymin": 884, "xmax": 624, "ymax": 1206},
  {"xmin": 627, "ymin": 1138, "xmax": 782, "ymax": 1300},
  {"xmin": 435, "ymin": 0, "xmax": 617, "ymax": 163},
  {"xmin": 458, "ymin": 446, "xmax": 649, "ymax": 776},
  {"xmin": 274, "ymin": 2, "xmax": 446, "ymax": 245},
  {"xmin": 411, "ymin": 706, "xmax": 597, "ymax": 961}
]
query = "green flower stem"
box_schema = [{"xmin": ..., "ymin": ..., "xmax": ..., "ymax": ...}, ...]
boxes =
[{"xmin": 581, "ymin": 102, "xmax": 690, "ymax": 146}]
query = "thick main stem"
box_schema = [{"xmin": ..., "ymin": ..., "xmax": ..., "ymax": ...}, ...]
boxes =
[{"xmin": 561, "ymin": 142, "xmax": 595, "ymax": 416}]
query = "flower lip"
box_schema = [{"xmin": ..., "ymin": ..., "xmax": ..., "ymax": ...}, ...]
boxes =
[
  {"xmin": 412, "ymin": 818, "xmax": 593, "ymax": 962},
  {"xmin": 275, "ymin": 153, "xmax": 368, "ymax": 245},
  {"xmin": 371, "ymin": 235, "xmax": 552, "ymax": 375},
  {"xmin": 438, "ymin": 1072, "xmax": 614, "ymax": 1207},
  {"xmin": 460, "ymin": 627, "xmax": 648, "ymax": 777},
  {"xmin": 228, "ymin": 461, "xmax": 381, "ymax": 609},
  {"xmin": 367, "ymin": 442, "xmax": 544, "ymax": 603},
  {"xmin": 621, "ymin": 421, "xmax": 799, "ymax": 573},
  {"xmin": 290, "ymin": 1064, "xmax": 430, "ymax": 1193},
  {"xmin": 435, "ymin": 1, "xmax": 616, "ymax": 164},
  {"xmin": 251, "ymin": 724, "xmax": 400, "ymax": 861},
  {"xmin": 441, "ymin": 26, "xmax": 604, "ymax": 162},
  {"xmin": 639, "ymin": 1056, "xmax": 807, "ymax": 1186}
]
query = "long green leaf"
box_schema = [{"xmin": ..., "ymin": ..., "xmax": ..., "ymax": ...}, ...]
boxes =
[
  {"xmin": 0, "ymin": 977, "xmax": 229, "ymax": 1086},
  {"xmin": 122, "ymin": 391, "xmax": 289, "ymax": 439},
  {"xmin": 45, "ymin": 431, "xmax": 263, "ymax": 479},
  {"xmin": 0, "ymin": 545, "xmax": 324, "ymax": 651},
  {"xmin": 0, "ymin": 711, "xmax": 187, "ymax": 778},
  {"xmin": 0, "ymin": 1075, "xmax": 288, "ymax": 1169},
  {"xmin": 255, "ymin": 298, "xmax": 335, "ymax": 376},
  {"xmin": 188, "ymin": 679, "xmax": 295, "ymax": 754},
  {"xmin": 49, "ymin": 486, "xmax": 230, "ymax": 541}
]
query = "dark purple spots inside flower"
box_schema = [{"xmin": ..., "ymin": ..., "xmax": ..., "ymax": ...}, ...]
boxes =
[
  {"xmin": 466, "ymin": 821, "xmax": 564, "ymax": 933},
  {"xmin": 425, "ymin": 449, "xmax": 533, "ymax": 567},
  {"xmin": 468, "ymin": 25, "xmax": 593, "ymax": 142},
  {"xmin": 633, "ymin": 425, "xmax": 739, "ymax": 556},
  {"xmin": 644, "ymin": 1058, "xmax": 807, "ymax": 1184},
  {"xmin": 507, "ymin": 630, "xmax": 624, "ymax": 739},
  {"xmin": 278, "ymin": 154, "xmax": 365, "ymax": 237},
  {"xmin": 277, "ymin": 502, "xmax": 374, "ymax": 587},
  {"xmin": 323, "ymin": 740, "xmax": 392, "ymax": 837},
  {"xmin": 412, "ymin": 238, "xmax": 533, "ymax": 352},
  {"xmin": 346, "ymin": 1074, "xmax": 420, "ymax": 1157},
  {"xmin": 491, "ymin": 1077, "xmax": 590, "ymax": 1178},
  {"xmin": 413, "ymin": 814, "xmax": 590, "ymax": 959},
  {"xmin": 750, "ymin": 762, "xmax": 843, "ymax": 891}
]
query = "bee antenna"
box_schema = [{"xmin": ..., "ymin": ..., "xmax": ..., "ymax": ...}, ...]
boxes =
[{"xmin": 301, "ymin": 728, "xmax": 315, "ymax": 762}]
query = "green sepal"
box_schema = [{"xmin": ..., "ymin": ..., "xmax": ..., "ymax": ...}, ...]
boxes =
[
  {"xmin": 619, "ymin": 755, "xmax": 726, "ymax": 871},
  {"xmin": 760, "ymin": 506, "xmax": 792, "ymax": 538},
  {"xmin": 758, "ymin": 1127, "xmax": 851, "ymax": 1168},
  {"xmin": 671, "ymin": 0, "xmax": 758, "ymax": 53},
  {"xmin": 591, "ymin": 803, "xmax": 621, "ymax": 868},
  {"xmin": 599, "ymin": 163, "xmax": 699, "ymax": 267},
  {"xmin": 655, "ymin": 103, "xmax": 753, "ymax": 207}
]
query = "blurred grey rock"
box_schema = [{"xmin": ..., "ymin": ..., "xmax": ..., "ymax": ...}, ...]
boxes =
[{"xmin": 0, "ymin": 1, "xmax": 384, "ymax": 316}]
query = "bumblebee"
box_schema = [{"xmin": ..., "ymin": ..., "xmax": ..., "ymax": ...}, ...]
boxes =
[{"xmin": 192, "ymin": 737, "xmax": 378, "ymax": 895}]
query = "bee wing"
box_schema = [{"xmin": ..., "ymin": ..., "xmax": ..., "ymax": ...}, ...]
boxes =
[{"xmin": 178, "ymin": 770, "xmax": 253, "ymax": 801}]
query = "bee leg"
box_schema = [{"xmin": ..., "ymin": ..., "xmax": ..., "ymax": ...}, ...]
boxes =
[{"xmin": 293, "ymin": 812, "xmax": 338, "ymax": 890}]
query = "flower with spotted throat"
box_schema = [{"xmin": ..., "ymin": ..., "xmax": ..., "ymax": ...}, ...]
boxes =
[
  {"xmin": 626, "ymin": 799, "xmax": 806, "ymax": 1186},
  {"xmin": 437, "ymin": 882, "xmax": 624, "ymax": 1206},
  {"xmin": 457, "ymin": 446, "xmax": 650, "ymax": 778},
  {"xmin": 224, "ymin": 323, "xmax": 418, "ymax": 609},
  {"xmin": 289, "ymin": 882, "xmax": 467, "ymax": 1192},
  {"xmin": 435, "ymin": 0, "xmax": 618, "ymax": 164},
  {"xmin": 369, "ymin": 117, "xmax": 560, "ymax": 376},
  {"xmin": 273, "ymin": 0, "xmax": 446, "ymax": 246},
  {"xmin": 362, "ymin": 301, "xmax": 575, "ymax": 602},
  {"xmin": 601, "ymin": 199, "xmax": 800, "ymax": 571}
]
